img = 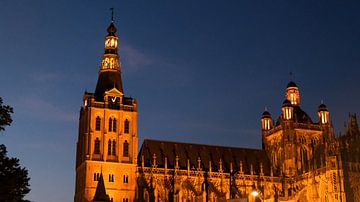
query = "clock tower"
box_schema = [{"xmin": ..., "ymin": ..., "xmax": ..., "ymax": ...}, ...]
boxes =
[{"xmin": 74, "ymin": 19, "xmax": 138, "ymax": 202}]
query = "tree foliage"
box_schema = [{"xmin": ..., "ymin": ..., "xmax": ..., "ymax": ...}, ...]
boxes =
[
  {"xmin": 0, "ymin": 97, "xmax": 30, "ymax": 201},
  {"xmin": 0, "ymin": 97, "xmax": 13, "ymax": 132},
  {"xmin": 0, "ymin": 145, "xmax": 30, "ymax": 202}
]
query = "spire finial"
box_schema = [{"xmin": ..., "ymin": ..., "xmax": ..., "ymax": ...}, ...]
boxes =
[
  {"xmin": 289, "ymin": 71, "xmax": 294, "ymax": 81},
  {"xmin": 110, "ymin": 8, "xmax": 114, "ymax": 22}
]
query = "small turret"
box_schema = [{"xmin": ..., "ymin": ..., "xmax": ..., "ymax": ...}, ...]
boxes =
[
  {"xmin": 286, "ymin": 81, "xmax": 300, "ymax": 106},
  {"xmin": 282, "ymin": 99, "xmax": 293, "ymax": 120},
  {"xmin": 261, "ymin": 110, "xmax": 273, "ymax": 131},
  {"xmin": 317, "ymin": 103, "xmax": 329, "ymax": 124}
]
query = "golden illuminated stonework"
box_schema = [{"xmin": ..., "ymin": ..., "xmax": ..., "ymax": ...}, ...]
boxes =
[
  {"xmin": 75, "ymin": 20, "xmax": 360, "ymax": 202},
  {"xmin": 74, "ymin": 20, "xmax": 138, "ymax": 202}
]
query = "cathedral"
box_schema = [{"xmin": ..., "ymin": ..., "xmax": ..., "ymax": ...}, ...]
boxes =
[{"xmin": 74, "ymin": 20, "xmax": 360, "ymax": 202}]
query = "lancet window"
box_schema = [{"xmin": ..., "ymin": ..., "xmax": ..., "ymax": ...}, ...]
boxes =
[
  {"xmin": 109, "ymin": 117, "xmax": 117, "ymax": 132},
  {"xmin": 95, "ymin": 116, "xmax": 101, "ymax": 131},
  {"xmin": 123, "ymin": 140, "xmax": 129, "ymax": 157},
  {"xmin": 94, "ymin": 138, "xmax": 100, "ymax": 154},
  {"xmin": 124, "ymin": 119, "xmax": 129, "ymax": 134}
]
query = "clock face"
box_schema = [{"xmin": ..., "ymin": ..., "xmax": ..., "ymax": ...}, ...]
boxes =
[{"xmin": 108, "ymin": 96, "xmax": 119, "ymax": 104}]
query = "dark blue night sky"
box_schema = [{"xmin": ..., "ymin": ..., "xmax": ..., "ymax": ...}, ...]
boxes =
[{"xmin": 1, "ymin": 1, "xmax": 359, "ymax": 201}]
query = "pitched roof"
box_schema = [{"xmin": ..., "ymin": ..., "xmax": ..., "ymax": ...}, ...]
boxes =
[
  {"xmin": 138, "ymin": 139, "xmax": 273, "ymax": 176},
  {"xmin": 93, "ymin": 174, "xmax": 110, "ymax": 202}
]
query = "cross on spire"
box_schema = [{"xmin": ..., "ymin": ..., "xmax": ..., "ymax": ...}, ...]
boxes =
[
  {"xmin": 110, "ymin": 8, "xmax": 114, "ymax": 22},
  {"xmin": 289, "ymin": 71, "xmax": 296, "ymax": 82}
]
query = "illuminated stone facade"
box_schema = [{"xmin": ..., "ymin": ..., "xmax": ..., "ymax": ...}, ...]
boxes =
[
  {"xmin": 74, "ymin": 21, "xmax": 138, "ymax": 202},
  {"xmin": 75, "ymin": 21, "xmax": 360, "ymax": 202}
]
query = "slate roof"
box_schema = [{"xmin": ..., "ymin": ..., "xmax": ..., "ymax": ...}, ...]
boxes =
[
  {"xmin": 107, "ymin": 22, "xmax": 117, "ymax": 36},
  {"xmin": 276, "ymin": 106, "xmax": 313, "ymax": 125},
  {"xmin": 287, "ymin": 81, "xmax": 297, "ymax": 88},
  {"xmin": 262, "ymin": 110, "xmax": 271, "ymax": 118},
  {"xmin": 318, "ymin": 103, "xmax": 328, "ymax": 112},
  {"xmin": 94, "ymin": 71, "xmax": 123, "ymax": 101},
  {"xmin": 138, "ymin": 139, "xmax": 273, "ymax": 176}
]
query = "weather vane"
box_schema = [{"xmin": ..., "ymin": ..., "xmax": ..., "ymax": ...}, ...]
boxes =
[{"xmin": 110, "ymin": 7, "xmax": 114, "ymax": 22}]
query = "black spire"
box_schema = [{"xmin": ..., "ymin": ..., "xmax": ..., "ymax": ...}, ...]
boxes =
[
  {"xmin": 107, "ymin": 23, "xmax": 117, "ymax": 36},
  {"xmin": 94, "ymin": 14, "xmax": 123, "ymax": 101},
  {"xmin": 110, "ymin": 8, "xmax": 114, "ymax": 22},
  {"xmin": 93, "ymin": 174, "xmax": 110, "ymax": 202},
  {"xmin": 107, "ymin": 8, "xmax": 117, "ymax": 36}
]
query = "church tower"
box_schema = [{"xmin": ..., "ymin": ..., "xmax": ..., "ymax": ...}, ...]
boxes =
[
  {"xmin": 74, "ymin": 18, "xmax": 138, "ymax": 202},
  {"xmin": 261, "ymin": 82, "xmax": 332, "ymax": 176}
]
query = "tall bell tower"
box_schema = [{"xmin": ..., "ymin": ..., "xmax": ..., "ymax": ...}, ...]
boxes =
[{"xmin": 74, "ymin": 17, "xmax": 138, "ymax": 202}]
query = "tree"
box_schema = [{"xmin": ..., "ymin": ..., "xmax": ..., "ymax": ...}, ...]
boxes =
[
  {"xmin": 0, "ymin": 145, "xmax": 30, "ymax": 202},
  {"xmin": 0, "ymin": 97, "xmax": 30, "ymax": 202},
  {"xmin": 0, "ymin": 97, "xmax": 13, "ymax": 132}
]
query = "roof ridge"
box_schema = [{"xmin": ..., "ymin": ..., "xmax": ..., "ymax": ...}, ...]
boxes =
[{"xmin": 142, "ymin": 138, "xmax": 263, "ymax": 151}]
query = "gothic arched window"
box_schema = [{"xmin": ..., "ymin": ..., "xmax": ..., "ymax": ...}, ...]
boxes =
[
  {"xmin": 94, "ymin": 173, "xmax": 101, "ymax": 181},
  {"xmin": 109, "ymin": 174, "xmax": 114, "ymax": 182},
  {"xmin": 109, "ymin": 118, "xmax": 113, "ymax": 132},
  {"xmin": 113, "ymin": 118, "xmax": 117, "ymax": 132},
  {"xmin": 95, "ymin": 116, "xmax": 101, "ymax": 131},
  {"xmin": 301, "ymin": 148, "xmax": 308, "ymax": 170},
  {"xmin": 123, "ymin": 175, "xmax": 129, "ymax": 183},
  {"xmin": 112, "ymin": 140, "xmax": 116, "ymax": 155},
  {"xmin": 94, "ymin": 138, "xmax": 100, "ymax": 154},
  {"xmin": 124, "ymin": 119, "xmax": 129, "ymax": 134},
  {"xmin": 108, "ymin": 140, "xmax": 112, "ymax": 155},
  {"xmin": 123, "ymin": 140, "xmax": 129, "ymax": 157}
]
